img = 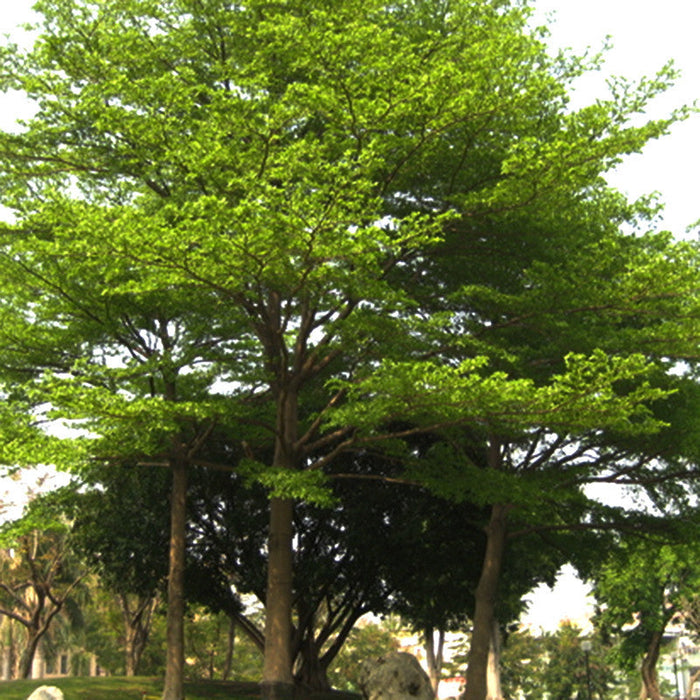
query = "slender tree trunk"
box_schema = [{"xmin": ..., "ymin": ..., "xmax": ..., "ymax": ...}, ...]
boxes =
[
  {"xmin": 1, "ymin": 616, "xmax": 14, "ymax": 680},
  {"xmin": 425, "ymin": 626, "xmax": 445, "ymax": 694},
  {"xmin": 162, "ymin": 455, "xmax": 187, "ymax": 700},
  {"xmin": 261, "ymin": 497, "xmax": 295, "ymax": 700},
  {"xmin": 121, "ymin": 594, "xmax": 156, "ymax": 676},
  {"xmin": 233, "ymin": 611, "xmax": 265, "ymax": 654},
  {"xmin": 486, "ymin": 619, "xmax": 503, "ymax": 700},
  {"xmin": 19, "ymin": 629, "xmax": 41, "ymax": 679},
  {"xmin": 639, "ymin": 630, "xmax": 663, "ymax": 700},
  {"xmin": 222, "ymin": 617, "xmax": 235, "ymax": 681},
  {"xmin": 463, "ymin": 502, "xmax": 509, "ymax": 700}
]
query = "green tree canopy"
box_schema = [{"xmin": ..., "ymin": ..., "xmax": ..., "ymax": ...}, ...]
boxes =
[{"xmin": 1, "ymin": 2, "xmax": 699, "ymax": 699}]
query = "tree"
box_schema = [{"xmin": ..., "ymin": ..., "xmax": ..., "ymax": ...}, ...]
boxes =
[
  {"xmin": 184, "ymin": 606, "xmax": 238, "ymax": 681},
  {"xmin": 1, "ymin": 2, "xmax": 696, "ymax": 700},
  {"xmin": 593, "ymin": 528, "xmax": 700, "ymax": 700},
  {"xmin": 0, "ymin": 503, "xmax": 87, "ymax": 678},
  {"xmin": 68, "ymin": 466, "xmax": 171, "ymax": 676},
  {"xmin": 0, "ymin": 223, "xmax": 244, "ymax": 699},
  {"xmin": 186, "ymin": 441, "xmax": 486, "ymax": 693}
]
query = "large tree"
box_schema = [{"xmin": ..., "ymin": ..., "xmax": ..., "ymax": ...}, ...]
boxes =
[{"xmin": 1, "ymin": 2, "xmax": 697, "ymax": 700}]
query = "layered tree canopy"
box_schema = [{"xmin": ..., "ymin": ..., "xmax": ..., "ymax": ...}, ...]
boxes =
[{"xmin": 1, "ymin": 1, "xmax": 699, "ymax": 699}]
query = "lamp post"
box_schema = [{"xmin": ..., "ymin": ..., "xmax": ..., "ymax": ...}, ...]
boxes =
[
  {"xmin": 581, "ymin": 640, "xmax": 593, "ymax": 700},
  {"xmin": 672, "ymin": 653, "xmax": 680, "ymax": 700}
]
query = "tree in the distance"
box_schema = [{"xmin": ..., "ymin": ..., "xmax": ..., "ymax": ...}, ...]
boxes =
[
  {"xmin": 593, "ymin": 529, "xmax": 700, "ymax": 700},
  {"xmin": 0, "ymin": 502, "xmax": 87, "ymax": 679},
  {"xmin": 68, "ymin": 466, "xmax": 171, "ymax": 677}
]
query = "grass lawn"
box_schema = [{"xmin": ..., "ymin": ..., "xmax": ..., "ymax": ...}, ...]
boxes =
[{"xmin": 0, "ymin": 676, "xmax": 262, "ymax": 700}]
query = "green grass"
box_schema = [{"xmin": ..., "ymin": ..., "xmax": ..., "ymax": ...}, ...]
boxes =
[{"xmin": 0, "ymin": 676, "xmax": 261, "ymax": 700}]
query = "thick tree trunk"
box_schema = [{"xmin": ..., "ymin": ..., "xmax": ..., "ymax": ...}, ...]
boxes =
[
  {"xmin": 639, "ymin": 630, "xmax": 663, "ymax": 700},
  {"xmin": 425, "ymin": 626, "xmax": 445, "ymax": 694},
  {"xmin": 463, "ymin": 502, "xmax": 509, "ymax": 700},
  {"xmin": 295, "ymin": 635, "xmax": 332, "ymax": 694},
  {"xmin": 261, "ymin": 496, "xmax": 295, "ymax": 700},
  {"xmin": 261, "ymin": 383, "xmax": 299, "ymax": 700},
  {"xmin": 162, "ymin": 455, "xmax": 187, "ymax": 700},
  {"xmin": 486, "ymin": 619, "xmax": 503, "ymax": 700}
]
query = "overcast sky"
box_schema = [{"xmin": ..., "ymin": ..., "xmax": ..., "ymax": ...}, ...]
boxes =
[{"xmin": 1, "ymin": 0, "xmax": 698, "ymax": 629}]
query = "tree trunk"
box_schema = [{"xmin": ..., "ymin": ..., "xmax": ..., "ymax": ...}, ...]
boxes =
[
  {"xmin": 19, "ymin": 629, "xmax": 41, "ymax": 679},
  {"xmin": 233, "ymin": 610, "xmax": 265, "ymax": 654},
  {"xmin": 121, "ymin": 593, "xmax": 156, "ymax": 676},
  {"xmin": 463, "ymin": 502, "xmax": 510, "ymax": 700},
  {"xmin": 261, "ymin": 383, "xmax": 299, "ymax": 700},
  {"xmin": 222, "ymin": 617, "xmax": 235, "ymax": 681},
  {"xmin": 425, "ymin": 626, "xmax": 445, "ymax": 694},
  {"xmin": 162, "ymin": 455, "xmax": 187, "ymax": 700},
  {"xmin": 294, "ymin": 635, "xmax": 332, "ymax": 694},
  {"xmin": 1, "ymin": 616, "xmax": 14, "ymax": 680},
  {"xmin": 639, "ymin": 630, "xmax": 663, "ymax": 700},
  {"xmin": 486, "ymin": 619, "xmax": 503, "ymax": 700},
  {"xmin": 261, "ymin": 496, "xmax": 295, "ymax": 700}
]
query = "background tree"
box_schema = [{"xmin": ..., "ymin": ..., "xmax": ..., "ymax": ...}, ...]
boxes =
[
  {"xmin": 68, "ymin": 465, "xmax": 171, "ymax": 676},
  {"xmin": 0, "ymin": 216, "xmax": 246, "ymax": 700},
  {"xmin": 592, "ymin": 526, "xmax": 700, "ymax": 700},
  {"xmin": 0, "ymin": 500, "xmax": 87, "ymax": 678}
]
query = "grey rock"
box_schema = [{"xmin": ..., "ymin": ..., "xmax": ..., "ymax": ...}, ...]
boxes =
[
  {"xmin": 359, "ymin": 651, "xmax": 435, "ymax": 700},
  {"xmin": 26, "ymin": 686, "xmax": 65, "ymax": 700}
]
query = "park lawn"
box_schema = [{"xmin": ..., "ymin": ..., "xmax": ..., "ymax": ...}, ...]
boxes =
[{"xmin": 0, "ymin": 676, "xmax": 261, "ymax": 700}]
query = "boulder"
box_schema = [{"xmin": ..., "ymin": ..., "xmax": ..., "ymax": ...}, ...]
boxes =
[
  {"xmin": 26, "ymin": 686, "xmax": 64, "ymax": 700},
  {"xmin": 358, "ymin": 651, "xmax": 435, "ymax": 700}
]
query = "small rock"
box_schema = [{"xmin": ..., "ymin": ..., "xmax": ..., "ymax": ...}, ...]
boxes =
[
  {"xmin": 359, "ymin": 651, "xmax": 435, "ymax": 700},
  {"xmin": 26, "ymin": 686, "xmax": 65, "ymax": 700}
]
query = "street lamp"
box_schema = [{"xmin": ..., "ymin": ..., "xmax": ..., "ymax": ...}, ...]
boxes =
[
  {"xmin": 581, "ymin": 639, "xmax": 593, "ymax": 700},
  {"xmin": 672, "ymin": 653, "xmax": 680, "ymax": 700}
]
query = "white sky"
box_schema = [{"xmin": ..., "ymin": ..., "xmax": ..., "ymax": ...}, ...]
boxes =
[{"xmin": 0, "ymin": 0, "xmax": 698, "ymax": 630}]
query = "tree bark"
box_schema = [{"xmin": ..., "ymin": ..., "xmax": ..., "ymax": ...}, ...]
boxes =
[
  {"xmin": 463, "ymin": 502, "xmax": 509, "ymax": 700},
  {"xmin": 19, "ymin": 630, "xmax": 41, "ymax": 679},
  {"xmin": 261, "ymin": 381, "xmax": 299, "ymax": 700},
  {"xmin": 162, "ymin": 455, "xmax": 187, "ymax": 700},
  {"xmin": 639, "ymin": 630, "xmax": 664, "ymax": 700},
  {"xmin": 295, "ymin": 634, "xmax": 332, "ymax": 693},
  {"xmin": 486, "ymin": 619, "xmax": 503, "ymax": 700},
  {"xmin": 121, "ymin": 593, "xmax": 156, "ymax": 676},
  {"xmin": 1, "ymin": 616, "xmax": 13, "ymax": 680},
  {"xmin": 425, "ymin": 626, "xmax": 445, "ymax": 694},
  {"xmin": 261, "ymin": 497, "xmax": 295, "ymax": 700},
  {"xmin": 222, "ymin": 617, "xmax": 235, "ymax": 681}
]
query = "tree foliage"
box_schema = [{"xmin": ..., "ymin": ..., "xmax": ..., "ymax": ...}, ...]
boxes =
[{"xmin": 0, "ymin": 1, "xmax": 699, "ymax": 698}]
